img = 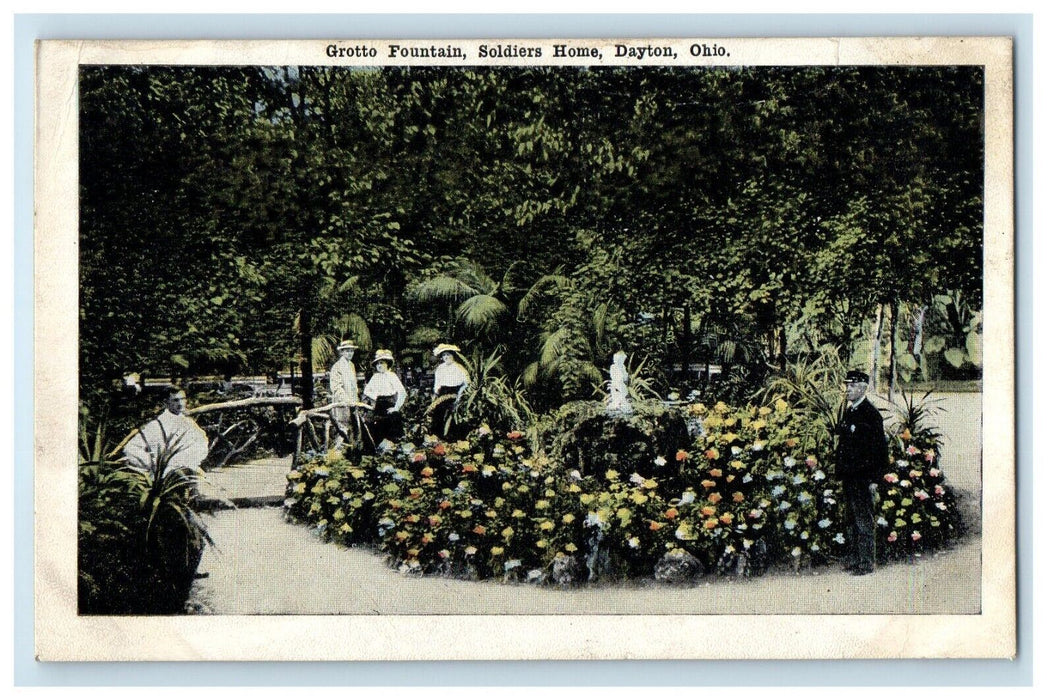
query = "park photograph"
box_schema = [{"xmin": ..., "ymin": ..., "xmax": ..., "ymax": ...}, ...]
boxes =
[{"xmin": 33, "ymin": 37, "xmax": 1017, "ymax": 660}]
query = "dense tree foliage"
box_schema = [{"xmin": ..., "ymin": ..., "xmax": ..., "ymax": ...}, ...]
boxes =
[{"xmin": 80, "ymin": 64, "xmax": 983, "ymax": 412}]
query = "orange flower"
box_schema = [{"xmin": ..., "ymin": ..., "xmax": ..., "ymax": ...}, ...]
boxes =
[
  {"xmin": 726, "ymin": 475, "xmax": 735, "ymax": 483},
  {"xmin": 700, "ymin": 506, "xmax": 716, "ymax": 517},
  {"xmin": 702, "ymin": 479, "xmax": 717, "ymax": 489},
  {"xmin": 507, "ymin": 430, "xmax": 524, "ymax": 440},
  {"xmin": 438, "ymin": 500, "xmax": 452, "ymax": 510},
  {"xmin": 785, "ymin": 438, "xmax": 799, "ymax": 447},
  {"xmin": 472, "ymin": 524, "xmax": 486, "ymax": 535},
  {"xmin": 428, "ymin": 515, "xmax": 442, "ymax": 527},
  {"xmin": 704, "ymin": 448, "xmax": 719, "ymax": 460},
  {"xmin": 901, "ymin": 429, "xmax": 912, "ymax": 440},
  {"xmin": 709, "ymin": 468, "xmax": 723, "ymax": 478},
  {"xmin": 707, "ymin": 493, "xmax": 722, "ymax": 504},
  {"xmin": 433, "ymin": 444, "xmax": 447, "ymax": 456},
  {"xmin": 732, "ymin": 492, "xmax": 745, "ymax": 503},
  {"xmin": 421, "ymin": 533, "xmax": 434, "ymax": 544},
  {"xmin": 675, "ymin": 449, "xmax": 689, "ymax": 462},
  {"xmin": 648, "ymin": 520, "xmax": 664, "ymax": 531},
  {"xmin": 703, "ymin": 518, "xmax": 719, "ymax": 530},
  {"xmin": 719, "ymin": 512, "xmax": 733, "ymax": 525},
  {"xmin": 664, "ymin": 507, "xmax": 679, "ymax": 520},
  {"xmin": 411, "ymin": 453, "xmax": 426, "ymax": 463},
  {"xmin": 404, "ymin": 513, "xmax": 420, "ymax": 523},
  {"xmin": 420, "ymin": 466, "xmax": 434, "ymax": 477},
  {"xmin": 462, "ymin": 464, "xmax": 478, "ymax": 473}
]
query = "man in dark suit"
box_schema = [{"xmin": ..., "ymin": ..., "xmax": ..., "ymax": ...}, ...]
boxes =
[{"xmin": 834, "ymin": 370, "xmax": 888, "ymax": 575}]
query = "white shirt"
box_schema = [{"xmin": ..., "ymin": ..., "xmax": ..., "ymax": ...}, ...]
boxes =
[
  {"xmin": 123, "ymin": 409, "xmax": 210, "ymax": 473},
  {"xmin": 434, "ymin": 361, "xmax": 470, "ymax": 393},
  {"xmin": 364, "ymin": 370, "xmax": 406, "ymax": 410},
  {"xmin": 329, "ymin": 356, "xmax": 359, "ymax": 404}
]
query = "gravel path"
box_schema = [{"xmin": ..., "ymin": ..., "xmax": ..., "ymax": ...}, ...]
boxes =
[{"xmin": 189, "ymin": 506, "xmax": 980, "ymax": 616}]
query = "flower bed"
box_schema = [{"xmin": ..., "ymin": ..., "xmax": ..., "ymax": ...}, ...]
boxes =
[{"xmin": 284, "ymin": 398, "xmax": 964, "ymax": 584}]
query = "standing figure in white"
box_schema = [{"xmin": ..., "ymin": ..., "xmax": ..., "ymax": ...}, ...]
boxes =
[{"xmin": 606, "ymin": 350, "xmax": 633, "ymax": 414}]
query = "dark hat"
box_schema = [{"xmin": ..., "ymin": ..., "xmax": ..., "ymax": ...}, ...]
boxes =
[{"xmin": 845, "ymin": 370, "xmax": 869, "ymax": 384}]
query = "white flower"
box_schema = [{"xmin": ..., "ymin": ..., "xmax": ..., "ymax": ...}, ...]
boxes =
[
  {"xmin": 784, "ymin": 456, "xmax": 797, "ymax": 468},
  {"xmin": 584, "ymin": 512, "xmax": 602, "ymax": 527},
  {"xmin": 679, "ymin": 491, "xmax": 696, "ymax": 504},
  {"xmin": 897, "ymin": 459, "xmax": 909, "ymax": 468},
  {"xmin": 627, "ymin": 536, "xmax": 640, "ymax": 549},
  {"xmin": 377, "ymin": 517, "xmax": 396, "ymax": 529},
  {"xmin": 823, "ymin": 489, "xmax": 834, "ymax": 497},
  {"xmin": 742, "ymin": 474, "xmax": 753, "ymax": 484},
  {"xmin": 283, "ymin": 498, "xmax": 297, "ymax": 507},
  {"xmin": 779, "ymin": 500, "xmax": 792, "ymax": 511},
  {"xmin": 813, "ymin": 470, "xmax": 827, "ymax": 481},
  {"xmin": 504, "ymin": 559, "xmax": 522, "ymax": 571},
  {"xmin": 791, "ymin": 546, "xmax": 802, "ymax": 557},
  {"xmin": 752, "ymin": 441, "xmax": 765, "ymax": 452},
  {"xmin": 526, "ymin": 569, "xmax": 544, "ymax": 582},
  {"xmin": 798, "ymin": 492, "xmax": 812, "ymax": 503},
  {"xmin": 629, "ymin": 472, "xmax": 644, "ymax": 485},
  {"xmin": 784, "ymin": 519, "xmax": 796, "ymax": 530},
  {"xmin": 731, "ymin": 446, "xmax": 742, "ymax": 456},
  {"xmin": 833, "ymin": 533, "xmax": 846, "ymax": 544},
  {"xmin": 936, "ymin": 502, "xmax": 947, "ymax": 511},
  {"xmin": 792, "ymin": 475, "xmax": 805, "ymax": 485},
  {"xmin": 654, "ymin": 456, "xmax": 667, "ymax": 467},
  {"xmin": 818, "ymin": 518, "xmax": 832, "ymax": 529},
  {"xmin": 743, "ymin": 539, "xmax": 754, "ymax": 550},
  {"xmin": 675, "ymin": 526, "xmax": 689, "ymax": 540},
  {"xmin": 800, "ymin": 531, "xmax": 810, "ymax": 540},
  {"xmin": 569, "ymin": 469, "xmax": 582, "ymax": 481},
  {"xmin": 725, "ymin": 545, "xmax": 737, "ymax": 554},
  {"xmin": 766, "ymin": 471, "xmax": 782, "ymax": 481},
  {"xmin": 810, "ymin": 543, "xmax": 820, "ymax": 552},
  {"xmin": 314, "ymin": 467, "xmax": 330, "ymax": 477},
  {"xmin": 900, "ymin": 480, "xmax": 912, "ymax": 488},
  {"xmin": 448, "ymin": 532, "xmax": 460, "ymax": 542},
  {"xmin": 771, "ymin": 485, "xmax": 786, "ymax": 497},
  {"xmin": 759, "ymin": 499, "xmax": 771, "ymax": 508},
  {"xmin": 876, "ymin": 516, "xmax": 888, "ymax": 526}
]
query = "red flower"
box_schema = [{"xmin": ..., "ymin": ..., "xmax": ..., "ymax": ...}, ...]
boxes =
[
  {"xmin": 664, "ymin": 508, "xmax": 679, "ymax": 520},
  {"xmin": 433, "ymin": 444, "xmax": 447, "ymax": 456},
  {"xmin": 507, "ymin": 430, "xmax": 524, "ymax": 440}
]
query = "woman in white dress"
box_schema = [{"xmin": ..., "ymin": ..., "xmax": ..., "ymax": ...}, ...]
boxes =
[{"xmin": 362, "ymin": 349, "xmax": 406, "ymax": 450}]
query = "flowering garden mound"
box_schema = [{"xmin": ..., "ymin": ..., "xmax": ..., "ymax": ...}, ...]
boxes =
[{"xmin": 284, "ymin": 398, "xmax": 965, "ymax": 584}]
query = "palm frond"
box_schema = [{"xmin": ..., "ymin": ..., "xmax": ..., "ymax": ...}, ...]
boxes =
[{"xmin": 457, "ymin": 294, "xmax": 508, "ymax": 333}]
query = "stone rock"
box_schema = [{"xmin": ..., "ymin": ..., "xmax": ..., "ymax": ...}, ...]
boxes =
[
  {"xmin": 654, "ymin": 549, "xmax": 702, "ymax": 584},
  {"xmin": 550, "ymin": 553, "xmax": 583, "ymax": 586}
]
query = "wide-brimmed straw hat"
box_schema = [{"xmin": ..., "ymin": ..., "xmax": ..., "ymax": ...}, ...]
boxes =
[
  {"xmin": 432, "ymin": 343, "xmax": 461, "ymax": 357},
  {"xmin": 373, "ymin": 349, "xmax": 395, "ymax": 365},
  {"xmin": 337, "ymin": 340, "xmax": 358, "ymax": 351}
]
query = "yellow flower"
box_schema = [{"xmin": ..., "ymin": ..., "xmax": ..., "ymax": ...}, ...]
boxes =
[
  {"xmin": 536, "ymin": 500, "xmax": 551, "ymax": 510},
  {"xmin": 491, "ymin": 546, "xmax": 505, "ymax": 556},
  {"xmin": 758, "ymin": 406, "xmax": 773, "ymax": 416},
  {"xmin": 642, "ymin": 479, "xmax": 659, "ymax": 489},
  {"xmin": 564, "ymin": 543, "xmax": 578, "ymax": 553},
  {"xmin": 339, "ymin": 523, "xmax": 352, "ymax": 534},
  {"xmin": 494, "ymin": 497, "xmax": 506, "ymax": 507},
  {"xmin": 714, "ymin": 401, "xmax": 729, "ymax": 414},
  {"xmin": 730, "ymin": 460, "xmax": 746, "ymax": 470},
  {"xmin": 293, "ymin": 482, "xmax": 306, "ymax": 494},
  {"xmin": 562, "ymin": 513, "xmax": 576, "ymax": 524},
  {"xmin": 512, "ymin": 509, "xmax": 526, "ymax": 518},
  {"xmin": 544, "ymin": 488, "xmax": 556, "ymax": 497},
  {"xmin": 333, "ymin": 509, "xmax": 346, "ymax": 521},
  {"xmin": 485, "ymin": 509, "xmax": 497, "ymax": 518},
  {"xmin": 631, "ymin": 492, "xmax": 648, "ymax": 505},
  {"xmin": 568, "ymin": 484, "xmax": 582, "ymax": 493},
  {"xmin": 501, "ymin": 526, "xmax": 515, "ymax": 540},
  {"xmin": 775, "ymin": 398, "xmax": 789, "ymax": 412},
  {"xmin": 605, "ymin": 469, "xmax": 621, "ymax": 481},
  {"xmin": 540, "ymin": 521, "xmax": 555, "ymax": 531},
  {"xmin": 580, "ymin": 494, "xmax": 596, "ymax": 505},
  {"xmin": 721, "ymin": 432, "xmax": 738, "ymax": 443},
  {"xmin": 395, "ymin": 530, "xmax": 410, "ymax": 541},
  {"xmin": 750, "ymin": 420, "xmax": 767, "ymax": 431},
  {"xmin": 286, "ymin": 470, "xmax": 302, "ymax": 480},
  {"xmin": 536, "ymin": 539, "xmax": 549, "ymax": 548}
]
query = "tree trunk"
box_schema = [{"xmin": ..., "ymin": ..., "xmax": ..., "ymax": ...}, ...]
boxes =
[
  {"xmin": 887, "ymin": 301, "xmax": 898, "ymax": 401},
  {"xmin": 298, "ymin": 303, "xmax": 314, "ymax": 409},
  {"xmin": 777, "ymin": 325, "xmax": 787, "ymax": 372},
  {"xmin": 870, "ymin": 303, "xmax": 884, "ymax": 391},
  {"xmin": 680, "ymin": 304, "xmax": 691, "ymax": 381}
]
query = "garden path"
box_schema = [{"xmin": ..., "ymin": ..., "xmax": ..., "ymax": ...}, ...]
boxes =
[{"xmin": 196, "ymin": 456, "xmax": 290, "ymax": 510}]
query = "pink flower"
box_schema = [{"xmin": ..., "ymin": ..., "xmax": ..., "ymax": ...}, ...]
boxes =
[
  {"xmin": 924, "ymin": 450, "xmax": 936, "ymax": 463},
  {"xmin": 906, "ymin": 445, "xmax": 920, "ymax": 456},
  {"xmin": 888, "ymin": 532, "xmax": 898, "ymax": 542},
  {"xmin": 915, "ymin": 490, "xmax": 930, "ymax": 501},
  {"xmin": 911, "ymin": 531, "xmax": 922, "ymax": 542},
  {"xmin": 412, "ymin": 453, "xmax": 426, "ymax": 463},
  {"xmin": 934, "ymin": 485, "xmax": 945, "ymax": 496},
  {"xmin": 929, "ymin": 468, "xmax": 941, "ymax": 478},
  {"xmin": 884, "ymin": 473, "xmax": 898, "ymax": 483},
  {"xmin": 806, "ymin": 455, "xmax": 818, "ymax": 469}
]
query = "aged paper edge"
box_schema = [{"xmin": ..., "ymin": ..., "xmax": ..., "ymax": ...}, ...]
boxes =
[{"xmin": 33, "ymin": 36, "xmax": 1016, "ymax": 661}]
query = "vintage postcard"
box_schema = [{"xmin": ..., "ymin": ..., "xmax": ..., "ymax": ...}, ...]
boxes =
[{"xmin": 34, "ymin": 37, "xmax": 1015, "ymax": 661}]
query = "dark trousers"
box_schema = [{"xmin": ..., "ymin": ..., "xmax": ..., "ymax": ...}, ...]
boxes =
[{"xmin": 843, "ymin": 478, "xmax": 876, "ymax": 570}]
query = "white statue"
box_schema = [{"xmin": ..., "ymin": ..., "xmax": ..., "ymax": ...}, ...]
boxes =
[{"xmin": 606, "ymin": 350, "xmax": 633, "ymax": 414}]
